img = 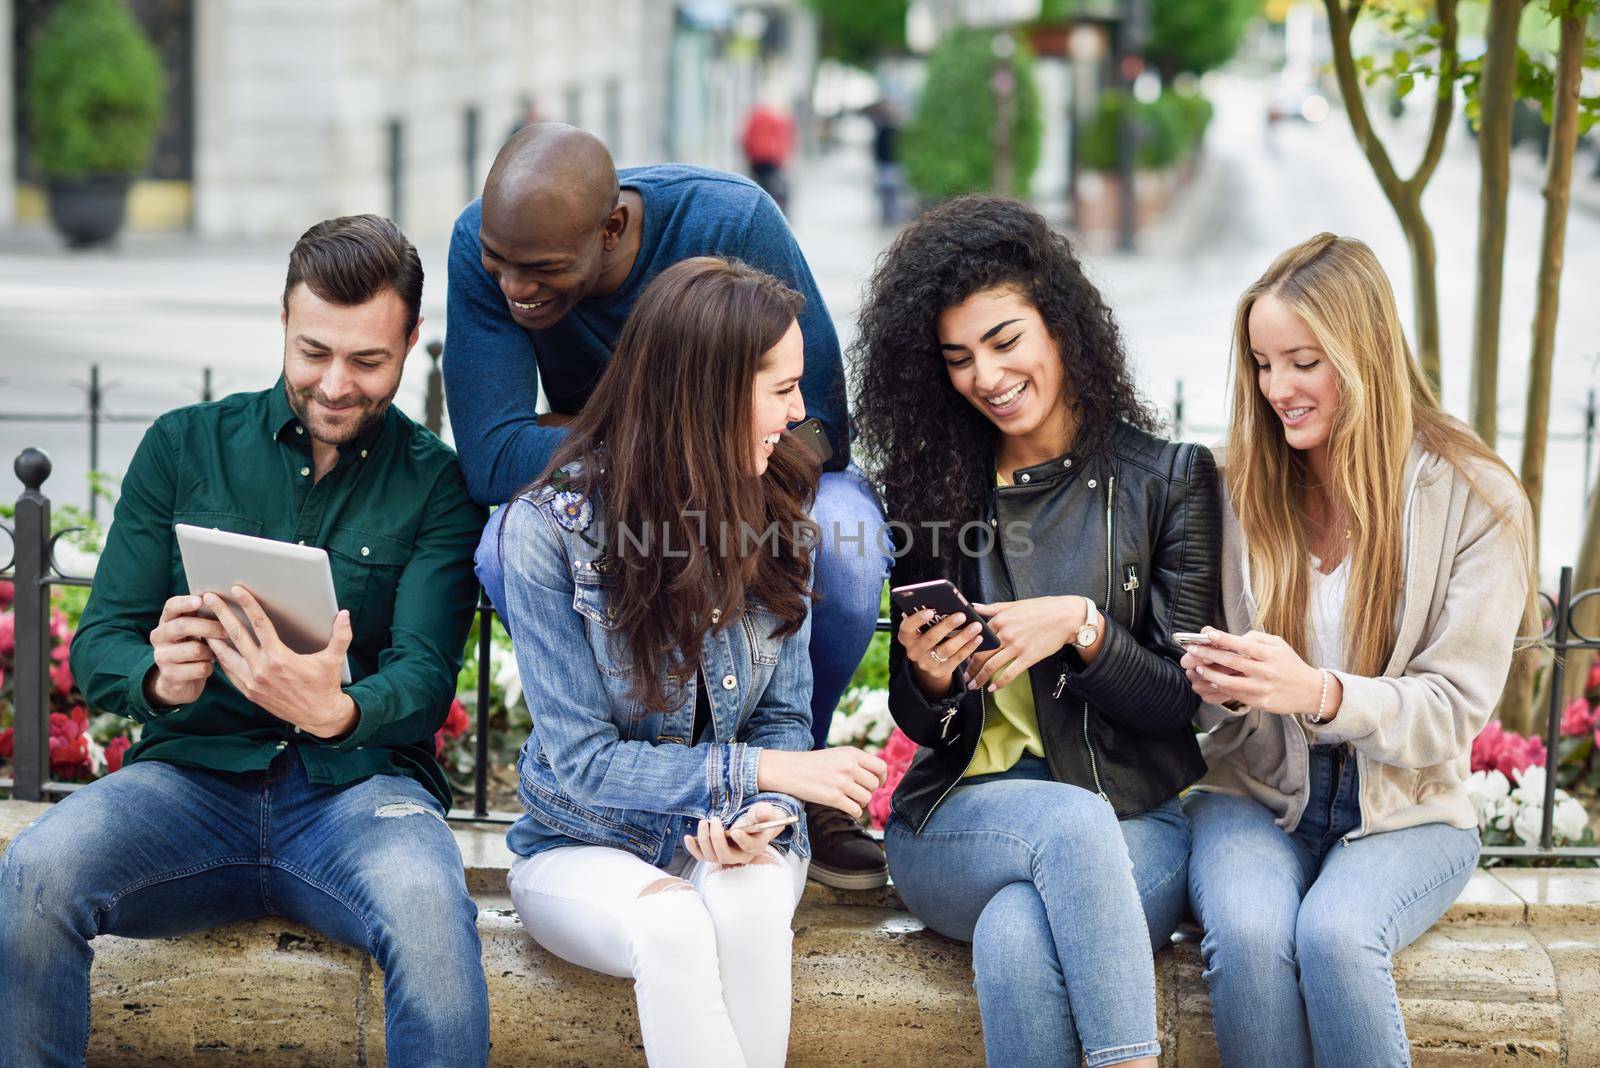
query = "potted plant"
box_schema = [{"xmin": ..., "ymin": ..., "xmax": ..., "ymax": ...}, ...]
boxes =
[
  {"xmin": 25, "ymin": 0, "xmax": 165, "ymax": 247},
  {"xmin": 901, "ymin": 29, "xmax": 1042, "ymax": 204}
]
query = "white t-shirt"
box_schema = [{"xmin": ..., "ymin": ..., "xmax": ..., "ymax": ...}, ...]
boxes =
[{"xmin": 1308, "ymin": 557, "xmax": 1349, "ymax": 744}]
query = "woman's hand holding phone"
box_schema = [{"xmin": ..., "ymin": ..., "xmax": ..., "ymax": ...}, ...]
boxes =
[
  {"xmin": 1183, "ymin": 628, "xmax": 1334, "ymax": 717},
  {"xmin": 899, "ymin": 608, "xmax": 987, "ymax": 700},
  {"xmin": 685, "ymin": 802, "xmax": 793, "ymax": 866},
  {"xmin": 965, "ymin": 596, "xmax": 1098, "ymax": 692},
  {"xmin": 756, "ymin": 746, "xmax": 888, "ymax": 819}
]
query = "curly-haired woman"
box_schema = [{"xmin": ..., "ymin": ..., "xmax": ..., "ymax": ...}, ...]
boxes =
[
  {"xmin": 1181, "ymin": 234, "xmax": 1535, "ymax": 1067},
  {"xmin": 851, "ymin": 196, "xmax": 1222, "ymax": 1067}
]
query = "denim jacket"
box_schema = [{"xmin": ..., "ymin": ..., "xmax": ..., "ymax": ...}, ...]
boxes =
[{"xmin": 490, "ymin": 463, "xmax": 814, "ymax": 867}]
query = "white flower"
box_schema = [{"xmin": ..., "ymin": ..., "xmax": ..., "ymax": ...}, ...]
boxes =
[
  {"xmin": 1468, "ymin": 769, "xmax": 1512, "ymax": 802},
  {"xmin": 828, "ymin": 686, "xmax": 893, "ymax": 748},
  {"xmin": 1466, "ymin": 770, "xmax": 1512, "ymax": 831},
  {"xmin": 1554, "ymin": 796, "xmax": 1590, "ymax": 843},
  {"xmin": 53, "ymin": 540, "xmax": 100, "ymax": 578},
  {"xmin": 1513, "ymin": 801, "xmax": 1546, "ymax": 848},
  {"xmin": 490, "ymin": 642, "xmax": 523, "ymax": 710},
  {"xmin": 1511, "ymin": 765, "xmax": 1549, "ymax": 808}
]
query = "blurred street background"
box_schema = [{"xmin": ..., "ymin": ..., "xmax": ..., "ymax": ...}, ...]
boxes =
[{"xmin": 3, "ymin": 0, "xmax": 1600, "ymax": 571}]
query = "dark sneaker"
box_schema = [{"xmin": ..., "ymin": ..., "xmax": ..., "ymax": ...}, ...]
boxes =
[{"xmin": 806, "ymin": 802, "xmax": 889, "ymax": 890}]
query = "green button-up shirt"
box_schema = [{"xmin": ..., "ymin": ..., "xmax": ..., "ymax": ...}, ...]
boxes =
[{"xmin": 70, "ymin": 380, "xmax": 487, "ymax": 808}]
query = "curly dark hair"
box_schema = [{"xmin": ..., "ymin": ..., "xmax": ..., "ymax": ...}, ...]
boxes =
[{"xmin": 850, "ymin": 195, "xmax": 1158, "ymax": 582}]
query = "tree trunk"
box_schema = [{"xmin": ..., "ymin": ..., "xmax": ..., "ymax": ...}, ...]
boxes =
[
  {"xmin": 1565, "ymin": 480, "xmax": 1600, "ymax": 708},
  {"xmin": 1403, "ymin": 204, "xmax": 1442, "ymax": 391},
  {"xmin": 1467, "ymin": 0, "xmax": 1524, "ymax": 448},
  {"xmin": 1518, "ymin": 12, "xmax": 1584, "ymax": 549},
  {"xmin": 1500, "ymin": 52, "xmax": 1583, "ymax": 733},
  {"xmin": 1322, "ymin": 0, "xmax": 1457, "ymax": 392}
]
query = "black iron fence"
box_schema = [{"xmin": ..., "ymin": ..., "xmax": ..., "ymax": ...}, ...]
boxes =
[
  {"xmin": 2, "ymin": 445, "xmax": 1596, "ymax": 860},
  {"xmin": 0, "ymin": 344, "xmax": 448, "ymax": 522},
  {"xmin": 12, "ymin": 366, "xmax": 1600, "ymax": 522}
]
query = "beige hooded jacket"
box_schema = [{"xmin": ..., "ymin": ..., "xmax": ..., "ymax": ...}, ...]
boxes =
[{"xmin": 1193, "ymin": 444, "xmax": 1532, "ymax": 839}]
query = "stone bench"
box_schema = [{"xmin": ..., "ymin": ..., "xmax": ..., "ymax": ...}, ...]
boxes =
[{"xmin": 3, "ymin": 799, "xmax": 1597, "ymax": 1066}]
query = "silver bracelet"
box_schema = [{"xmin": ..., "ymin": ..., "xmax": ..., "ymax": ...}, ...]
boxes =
[{"xmin": 1306, "ymin": 669, "xmax": 1331, "ymax": 725}]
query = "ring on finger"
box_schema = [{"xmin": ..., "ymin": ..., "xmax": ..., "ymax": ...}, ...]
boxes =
[{"xmin": 929, "ymin": 649, "xmax": 949, "ymax": 664}]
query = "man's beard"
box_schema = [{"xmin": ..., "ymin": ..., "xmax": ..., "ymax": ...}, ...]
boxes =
[{"xmin": 285, "ymin": 380, "xmax": 395, "ymax": 446}]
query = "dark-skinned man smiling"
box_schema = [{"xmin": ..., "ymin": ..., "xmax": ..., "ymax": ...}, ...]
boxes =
[{"xmin": 446, "ymin": 123, "xmax": 891, "ymax": 890}]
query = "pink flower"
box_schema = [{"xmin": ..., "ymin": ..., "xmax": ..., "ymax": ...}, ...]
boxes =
[
  {"xmin": 1562, "ymin": 698, "xmax": 1598, "ymax": 738},
  {"xmin": 1588, "ymin": 657, "xmax": 1600, "ymax": 694},
  {"xmin": 104, "ymin": 736, "xmax": 131, "ymax": 773},
  {"xmin": 0, "ymin": 611, "xmax": 13, "ymax": 658},
  {"xmin": 0, "ymin": 580, "xmax": 12, "ymax": 608},
  {"xmin": 868, "ymin": 728, "xmax": 919, "ymax": 830},
  {"xmin": 50, "ymin": 645, "xmax": 74, "ymax": 697},
  {"xmin": 48, "ymin": 708, "xmax": 92, "ymax": 780},
  {"xmin": 0, "ymin": 727, "xmax": 12, "ymax": 761},
  {"xmin": 1472, "ymin": 720, "xmax": 1547, "ymax": 783},
  {"xmin": 48, "ymin": 608, "xmax": 70, "ymax": 646}
]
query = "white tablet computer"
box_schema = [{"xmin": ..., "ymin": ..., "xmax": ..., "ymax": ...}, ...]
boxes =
[{"xmin": 175, "ymin": 524, "xmax": 353, "ymax": 685}]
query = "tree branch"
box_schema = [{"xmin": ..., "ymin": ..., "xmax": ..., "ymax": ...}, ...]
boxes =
[
  {"xmin": 1410, "ymin": 0, "xmax": 1460, "ymax": 189},
  {"xmin": 1324, "ymin": 0, "xmax": 1405, "ymax": 201}
]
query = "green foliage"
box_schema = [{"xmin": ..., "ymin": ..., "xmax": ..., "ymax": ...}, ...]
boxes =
[
  {"xmin": 902, "ymin": 30, "xmax": 1043, "ymax": 200},
  {"xmin": 807, "ymin": 0, "xmax": 908, "ymax": 69},
  {"xmin": 844, "ymin": 586, "xmax": 892, "ymax": 696},
  {"xmin": 1354, "ymin": 1, "xmax": 1600, "ymax": 136},
  {"xmin": 1147, "ymin": 0, "xmax": 1261, "ymax": 80},
  {"xmin": 24, "ymin": 0, "xmax": 165, "ymax": 178},
  {"xmin": 1079, "ymin": 88, "xmax": 1212, "ymax": 171}
]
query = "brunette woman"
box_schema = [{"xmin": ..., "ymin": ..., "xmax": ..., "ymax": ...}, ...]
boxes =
[{"xmin": 490, "ymin": 256, "xmax": 886, "ymax": 1067}]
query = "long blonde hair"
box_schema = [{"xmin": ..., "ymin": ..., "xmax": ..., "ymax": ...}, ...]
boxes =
[{"xmin": 1226, "ymin": 233, "xmax": 1530, "ymax": 676}]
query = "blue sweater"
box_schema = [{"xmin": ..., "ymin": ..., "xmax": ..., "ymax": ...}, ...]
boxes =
[{"xmin": 444, "ymin": 164, "xmax": 850, "ymax": 505}]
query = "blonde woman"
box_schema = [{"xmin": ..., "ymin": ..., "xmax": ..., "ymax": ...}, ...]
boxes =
[{"xmin": 1181, "ymin": 234, "xmax": 1533, "ymax": 1068}]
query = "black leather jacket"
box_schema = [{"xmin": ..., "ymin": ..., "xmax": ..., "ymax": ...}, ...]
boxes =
[{"xmin": 888, "ymin": 423, "xmax": 1222, "ymax": 830}]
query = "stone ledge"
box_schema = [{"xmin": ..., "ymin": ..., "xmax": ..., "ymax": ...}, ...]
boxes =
[{"xmin": 4, "ymin": 800, "xmax": 1599, "ymax": 1065}]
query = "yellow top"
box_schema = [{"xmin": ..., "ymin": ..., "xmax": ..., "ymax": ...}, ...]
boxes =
[{"xmin": 963, "ymin": 472, "xmax": 1047, "ymax": 778}]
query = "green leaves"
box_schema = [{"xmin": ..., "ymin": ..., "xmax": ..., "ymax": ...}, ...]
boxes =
[
  {"xmin": 806, "ymin": 0, "xmax": 909, "ymax": 69},
  {"xmin": 24, "ymin": 0, "xmax": 165, "ymax": 179},
  {"xmin": 902, "ymin": 30, "xmax": 1043, "ymax": 200}
]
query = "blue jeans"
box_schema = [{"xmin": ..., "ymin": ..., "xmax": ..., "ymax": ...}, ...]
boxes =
[
  {"xmin": 809, "ymin": 461, "xmax": 891, "ymax": 747},
  {"xmin": 1185, "ymin": 745, "xmax": 1480, "ymax": 1068},
  {"xmin": 0, "ymin": 753, "xmax": 489, "ymax": 1068},
  {"xmin": 884, "ymin": 756, "xmax": 1189, "ymax": 1067}
]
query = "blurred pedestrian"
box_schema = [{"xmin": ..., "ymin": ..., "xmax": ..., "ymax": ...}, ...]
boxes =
[
  {"xmin": 741, "ymin": 102, "xmax": 794, "ymax": 214},
  {"xmin": 867, "ymin": 101, "xmax": 903, "ymax": 227}
]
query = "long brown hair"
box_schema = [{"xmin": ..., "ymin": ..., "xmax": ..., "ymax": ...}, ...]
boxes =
[
  {"xmin": 542, "ymin": 256, "xmax": 820, "ymax": 711},
  {"xmin": 1227, "ymin": 233, "xmax": 1533, "ymax": 676}
]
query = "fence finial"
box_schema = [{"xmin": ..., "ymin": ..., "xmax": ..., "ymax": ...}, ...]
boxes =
[{"xmin": 14, "ymin": 447, "xmax": 52, "ymax": 491}]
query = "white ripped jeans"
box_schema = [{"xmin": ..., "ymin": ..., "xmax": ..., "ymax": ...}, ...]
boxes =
[{"xmin": 507, "ymin": 843, "xmax": 808, "ymax": 1068}]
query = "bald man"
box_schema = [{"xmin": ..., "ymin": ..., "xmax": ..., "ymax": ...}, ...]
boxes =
[{"xmin": 444, "ymin": 125, "xmax": 891, "ymax": 890}]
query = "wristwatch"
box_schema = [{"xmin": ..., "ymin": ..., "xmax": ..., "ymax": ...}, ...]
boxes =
[{"xmin": 1074, "ymin": 597, "xmax": 1101, "ymax": 649}]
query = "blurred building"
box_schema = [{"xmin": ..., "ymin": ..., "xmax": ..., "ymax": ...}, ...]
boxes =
[{"xmin": 2, "ymin": 0, "xmax": 816, "ymax": 239}]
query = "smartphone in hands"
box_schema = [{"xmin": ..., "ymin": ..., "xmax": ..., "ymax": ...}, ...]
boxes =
[
  {"xmin": 1173, "ymin": 631, "xmax": 1213, "ymax": 648},
  {"xmin": 889, "ymin": 579, "xmax": 1002, "ymax": 652},
  {"xmin": 739, "ymin": 812, "xmax": 801, "ymax": 833}
]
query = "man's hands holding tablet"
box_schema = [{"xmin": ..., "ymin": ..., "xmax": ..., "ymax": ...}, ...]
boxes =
[
  {"xmin": 146, "ymin": 586, "xmax": 358, "ymax": 739},
  {"xmin": 204, "ymin": 586, "xmax": 358, "ymax": 738},
  {"xmin": 145, "ymin": 594, "xmax": 229, "ymax": 708}
]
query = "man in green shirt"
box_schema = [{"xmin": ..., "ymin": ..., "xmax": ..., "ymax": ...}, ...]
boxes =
[{"xmin": 0, "ymin": 215, "xmax": 491, "ymax": 1067}]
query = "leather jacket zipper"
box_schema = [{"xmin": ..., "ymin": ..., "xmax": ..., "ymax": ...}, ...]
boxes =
[
  {"xmin": 1123, "ymin": 564, "xmax": 1140, "ymax": 622},
  {"xmin": 1080, "ymin": 475, "xmax": 1115, "ymax": 804},
  {"xmin": 918, "ymin": 692, "xmax": 986, "ymax": 833}
]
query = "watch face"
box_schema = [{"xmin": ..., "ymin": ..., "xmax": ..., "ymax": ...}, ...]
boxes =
[{"xmin": 1077, "ymin": 624, "xmax": 1098, "ymax": 647}]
